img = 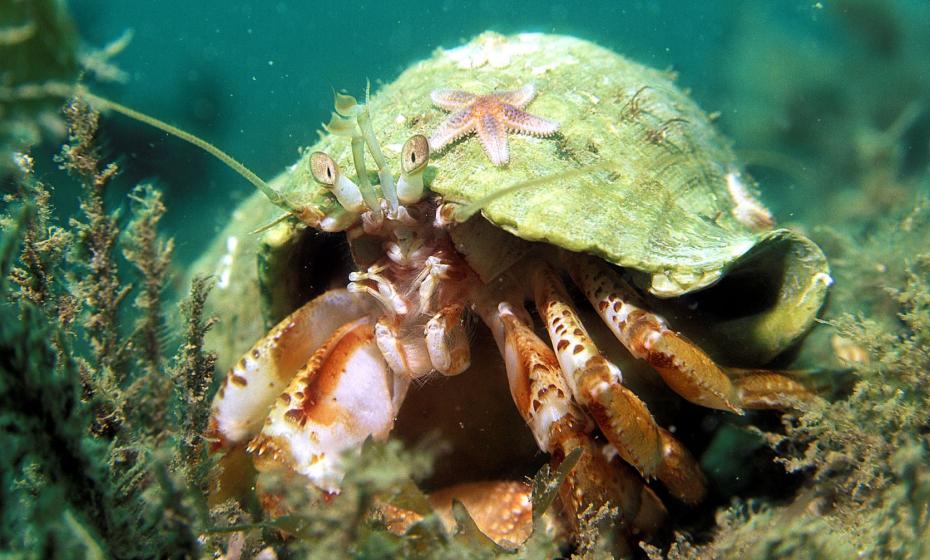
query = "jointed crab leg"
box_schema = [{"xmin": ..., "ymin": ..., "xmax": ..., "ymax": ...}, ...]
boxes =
[
  {"xmin": 379, "ymin": 481, "xmax": 547, "ymax": 548},
  {"xmin": 208, "ymin": 289, "xmax": 377, "ymax": 448},
  {"xmin": 532, "ymin": 263, "xmax": 663, "ymax": 476},
  {"xmin": 532, "ymin": 263, "xmax": 706, "ymax": 503},
  {"xmin": 425, "ymin": 303, "xmax": 471, "ymax": 375},
  {"xmin": 478, "ymin": 298, "xmax": 590, "ymax": 452},
  {"xmin": 476, "ymin": 296, "xmax": 666, "ymax": 536},
  {"xmin": 568, "ymin": 254, "xmax": 812, "ymax": 412},
  {"xmin": 568, "ymin": 253, "xmax": 742, "ymax": 412},
  {"xmin": 725, "ymin": 368, "xmax": 813, "ymax": 410}
]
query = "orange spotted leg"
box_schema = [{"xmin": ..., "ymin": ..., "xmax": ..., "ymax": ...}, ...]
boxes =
[
  {"xmin": 532, "ymin": 263, "xmax": 706, "ymax": 504},
  {"xmin": 475, "ymin": 294, "xmax": 667, "ymax": 540},
  {"xmin": 567, "ymin": 253, "xmax": 813, "ymax": 412}
]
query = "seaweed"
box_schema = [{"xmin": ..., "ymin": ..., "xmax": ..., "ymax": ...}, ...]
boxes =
[
  {"xmin": 0, "ymin": 98, "xmax": 219, "ymax": 558},
  {"xmin": 0, "ymin": 0, "xmax": 79, "ymax": 176},
  {"xmin": 641, "ymin": 189, "xmax": 930, "ymax": 559},
  {"xmin": 207, "ymin": 438, "xmax": 580, "ymax": 559}
]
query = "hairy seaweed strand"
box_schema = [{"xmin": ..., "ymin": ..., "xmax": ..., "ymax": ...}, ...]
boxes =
[
  {"xmin": 0, "ymin": 205, "xmax": 114, "ymax": 557},
  {"xmin": 171, "ymin": 275, "xmax": 217, "ymax": 468},
  {"xmin": 116, "ymin": 184, "xmax": 177, "ymax": 440},
  {"xmin": 122, "ymin": 184, "xmax": 174, "ymax": 373},
  {"xmin": 2, "ymin": 152, "xmax": 76, "ymax": 360},
  {"xmin": 57, "ymin": 97, "xmax": 130, "ymax": 426}
]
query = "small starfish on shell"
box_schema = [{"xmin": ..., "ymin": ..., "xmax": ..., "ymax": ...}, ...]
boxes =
[{"xmin": 428, "ymin": 84, "xmax": 559, "ymax": 166}]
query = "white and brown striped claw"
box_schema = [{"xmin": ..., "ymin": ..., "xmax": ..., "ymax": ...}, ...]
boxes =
[
  {"xmin": 248, "ymin": 318, "xmax": 408, "ymax": 492},
  {"xmin": 207, "ymin": 289, "xmax": 377, "ymax": 448}
]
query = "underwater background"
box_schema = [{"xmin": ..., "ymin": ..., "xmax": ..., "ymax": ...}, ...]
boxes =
[{"xmin": 2, "ymin": 0, "xmax": 930, "ymax": 558}]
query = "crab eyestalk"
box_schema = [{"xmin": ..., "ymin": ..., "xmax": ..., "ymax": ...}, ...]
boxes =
[
  {"xmin": 396, "ymin": 135, "xmax": 430, "ymax": 204},
  {"xmin": 323, "ymin": 103, "xmax": 382, "ymax": 220},
  {"xmin": 309, "ymin": 151, "xmax": 366, "ymax": 214}
]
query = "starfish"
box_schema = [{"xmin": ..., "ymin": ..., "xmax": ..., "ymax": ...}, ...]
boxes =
[{"xmin": 428, "ymin": 84, "xmax": 559, "ymax": 166}]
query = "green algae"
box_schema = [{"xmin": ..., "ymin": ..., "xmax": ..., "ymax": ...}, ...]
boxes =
[
  {"xmin": 1, "ymin": 99, "xmax": 218, "ymax": 559},
  {"xmin": 0, "ymin": 0, "xmax": 78, "ymax": 176}
]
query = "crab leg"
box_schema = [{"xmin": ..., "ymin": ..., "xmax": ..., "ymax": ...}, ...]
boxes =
[
  {"xmin": 725, "ymin": 368, "xmax": 813, "ymax": 410},
  {"xmin": 380, "ymin": 481, "xmax": 552, "ymax": 548},
  {"xmin": 207, "ymin": 289, "xmax": 377, "ymax": 448},
  {"xmin": 248, "ymin": 317, "xmax": 407, "ymax": 492},
  {"xmin": 475, "ymin": 296, "xmax": 666, "ymax": 537},
  {"xmin": 425, "ymin": 303, "xmax": 471, "ymax": 375},
  {"xmin": 568, "ymin": 254, "xmax": 812, "ymax": 412},
  {"xmin": 375, "ymin": 316, "xmax": 434, "ymax": 378},
  {"xmin": 532, "ymin": 264, "xmax": 706, "ymax": 503},
  {"xmin": 532, "ymin": 263, "xmax": 662, "ymax": 475}
]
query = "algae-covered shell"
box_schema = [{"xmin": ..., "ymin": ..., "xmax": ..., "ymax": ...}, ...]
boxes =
[
  {"xmin": 282, "ymin": 33, "xmax": 821, "ymax": 291},
  {"xmin": 198, "ymin": 32, "xmax": 830, "ymax": 366}
]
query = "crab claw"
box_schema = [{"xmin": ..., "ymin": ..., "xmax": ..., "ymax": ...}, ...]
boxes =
[
  {"xmin": 248, "ymin": 317, "xmax": 408, "ymax": 491},
  {"xmin": 208, "ymin": 289, "xmax": 377, "ymax": 448}
]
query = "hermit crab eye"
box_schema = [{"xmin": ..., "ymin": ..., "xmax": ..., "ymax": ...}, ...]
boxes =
[
  {"xmin": 401, "ymin": 135, "xmax": 430, "ymax": 174},
  {"xmin": 310, "ymin": 152, "xmax": 338, "ymax": 186}
]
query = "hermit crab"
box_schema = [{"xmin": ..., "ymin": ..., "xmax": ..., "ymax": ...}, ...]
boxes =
[{"xmin": 137, "ymin": 33, "xmax": 831, "ymax": 550}]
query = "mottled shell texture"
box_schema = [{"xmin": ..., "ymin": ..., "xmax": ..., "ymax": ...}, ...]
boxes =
[
  {"xmin": 249, "ymin": 33, "xmax": 829, "ymax": 363},
  {"xmin": 282, "ymin": 33, "xmax": 825, "ymax": 300}
]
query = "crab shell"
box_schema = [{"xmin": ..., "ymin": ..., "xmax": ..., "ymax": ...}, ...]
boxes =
[{"xmin": 195, "ymin": 32, "xmax": 829, "ymax": 373}]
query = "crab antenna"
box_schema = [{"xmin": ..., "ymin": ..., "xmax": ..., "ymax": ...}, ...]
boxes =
[
  {"xmin": 452, "ymin": 160, "xmax": 619, "ymax": 223},
  {"xmin": 332, "ymin": 86, "xmax": 398, "ymax": 213},
  {"xmin": 78, "ymin": 89, "xmax": 291, "ymax": 212},
  {"xmin": 356, "ymin": 107, "xmax": 398, "ymax": 213},
  {"xmin": 350, "ymin": 136, "xmax": 383, "ymax": 219}
]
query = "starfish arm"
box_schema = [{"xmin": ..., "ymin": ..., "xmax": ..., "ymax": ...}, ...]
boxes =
[
  {"xmin": 431, "ymin": 89, "xmax": 477, "ymax": 111},
  {"xmin": 428, "ymin": 108, "xmax": 477, "ymax": 151},
  {"xmin": 501, "ymin": 105, "xmax": 560, "ymax": 137},
  {"xmin": 493, "ymin": 84, "xmax": 536, "ymax": 109},
  {"xmin": 476, "ymin": 113, "xmax": 509, "ymax": 166}
]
